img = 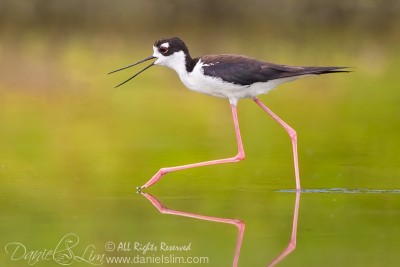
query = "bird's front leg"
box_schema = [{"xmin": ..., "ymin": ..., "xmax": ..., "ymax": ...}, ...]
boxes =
[{"xmin": 138, "ymin": 103, "xmax": 245, "ymax": 190}]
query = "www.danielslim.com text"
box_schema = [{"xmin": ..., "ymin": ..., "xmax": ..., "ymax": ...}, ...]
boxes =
[{"xmin": 106, "ymin": 254, "xmax": 209, "ymax": 264}]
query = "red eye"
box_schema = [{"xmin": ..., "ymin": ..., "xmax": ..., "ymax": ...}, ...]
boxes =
[{"xmin": 159, "ymin": 47, "xmax": 168, "ymax": 53}]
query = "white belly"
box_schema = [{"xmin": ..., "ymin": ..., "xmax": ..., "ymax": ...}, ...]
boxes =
[{"xmin": 178, "ymin": 62, "xmax": 305, "ymax": 104}]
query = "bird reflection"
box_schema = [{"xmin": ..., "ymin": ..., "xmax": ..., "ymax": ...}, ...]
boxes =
[{"xmin": 139, "ymin": 191, "xmax": 301, "ymax": 266}]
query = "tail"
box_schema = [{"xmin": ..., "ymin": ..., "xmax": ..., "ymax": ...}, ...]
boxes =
[
  {"xmin": 299, "ymin": 66, "xmax": 351, "ymax": 75},
  {"xmin": 268, "ymin": 64, "xmax": 351, "ymax": 80}
]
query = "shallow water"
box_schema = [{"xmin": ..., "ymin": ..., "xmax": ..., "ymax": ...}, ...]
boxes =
[
  {"xmin": 1, "ymin": 34, "xmax": 400, "ymax": 266},
  {"xmin": 2, "ymin": 179, "xmax": 400, "ymax": 266}
]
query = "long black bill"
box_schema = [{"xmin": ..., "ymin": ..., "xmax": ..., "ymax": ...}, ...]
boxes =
[{"xmin": 108, "ymin": 55, "xmax": 156, "ymax": 88}]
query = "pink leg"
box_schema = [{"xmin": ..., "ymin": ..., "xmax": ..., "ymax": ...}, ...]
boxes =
[
  {"xmin": 253, "ymin": 98, "xmax": 301, "ymax": 191},
  {"xmin": 139, "ymin": 104, "xmax": 245, "ymax": 189}
]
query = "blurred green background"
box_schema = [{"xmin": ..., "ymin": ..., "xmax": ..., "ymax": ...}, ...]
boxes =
[{"xmin": 1, "ymin": 1, "xmax": 400, "ymax": 266}]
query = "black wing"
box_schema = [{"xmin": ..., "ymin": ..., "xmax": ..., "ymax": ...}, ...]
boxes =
[{"xmin": 201, "ymin": 54, "xmax": 348, "ymax": 86}]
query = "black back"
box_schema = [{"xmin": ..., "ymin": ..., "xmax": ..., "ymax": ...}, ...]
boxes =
[{"xmin": 201, "ymin": 55, "xmax": 348, "ymax": 86}]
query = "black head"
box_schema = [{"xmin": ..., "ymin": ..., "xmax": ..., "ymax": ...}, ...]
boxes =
[{"xmin": 153, "ymin": 37, "xmax": 190, "ymax": 57}]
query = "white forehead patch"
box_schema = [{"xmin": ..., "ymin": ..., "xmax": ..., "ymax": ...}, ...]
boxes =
[{"xmin": 160, "ymin": 42, "xmax": 169, "ymax": 48}]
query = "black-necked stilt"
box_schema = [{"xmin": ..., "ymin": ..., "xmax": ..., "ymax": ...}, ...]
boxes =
[{"xmin": 109, "ymin": 37, "xmax": 349, "ymax": 191}]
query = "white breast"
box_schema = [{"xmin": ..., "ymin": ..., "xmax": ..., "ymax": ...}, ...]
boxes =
[{"xmin": 154, "ymin": 50, "xmax": 306, "ymax": 105}]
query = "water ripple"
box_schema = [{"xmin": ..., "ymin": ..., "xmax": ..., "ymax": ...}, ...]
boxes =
[{"xmin": 277, "ymin": 188, "xmax": 400, "ymax": 194}]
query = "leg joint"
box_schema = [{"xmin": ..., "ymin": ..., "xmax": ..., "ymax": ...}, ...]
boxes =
[
  {"xmin": 288, "ymin": 128, "xmax": 297, "ymax": 139},
  {"xmin": 159, "ymin": 168, "xmax": 169, "ymax": 175},
  {"xmin": 233, "ymin": 152, "xmax": 245, "ymax": 162}
]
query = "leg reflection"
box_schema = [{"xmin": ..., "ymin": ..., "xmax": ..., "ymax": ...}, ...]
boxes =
[
  {"xmin": 139, "ymin": 191, "xmax": 301, "ymax": 267},
  {"xmin": 267, "ymin": 191, "xmax": 301, "ymax": 267},
  {"xmin": 140, "ymin": 192, "xmax": 245, "ymax": 267}
]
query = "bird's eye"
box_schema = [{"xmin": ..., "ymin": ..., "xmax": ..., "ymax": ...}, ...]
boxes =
[{"xmin": 159, "ymin": 46, "xmax": 168, "ymax": 54}]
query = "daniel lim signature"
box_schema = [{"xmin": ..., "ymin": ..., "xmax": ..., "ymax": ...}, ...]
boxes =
[{"xmin": 4, "ymin": 233, "xmax": 104, "ymax": 265}]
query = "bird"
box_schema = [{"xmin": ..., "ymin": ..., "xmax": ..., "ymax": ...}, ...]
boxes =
[{"xmin": 109, "ymin": 37, "xmax": 348, "ymax": 191}]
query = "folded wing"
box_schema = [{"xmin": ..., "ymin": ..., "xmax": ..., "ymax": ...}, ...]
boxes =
[{"xmin": 201, "ymin": 55, "xmax": 348, "ymax": 86}]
